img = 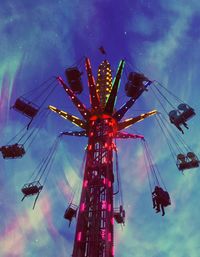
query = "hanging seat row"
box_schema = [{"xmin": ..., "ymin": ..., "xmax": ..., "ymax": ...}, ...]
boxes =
[
  {"xmin": 0, "ymin": 144, "xmax": 25, "ymax": 159},
  {"xmin": 142, "ymin": 139, "xmax": 171, "ymax": 216},
  {"xmin": 13, "ymin": 97, "xmax": 39, "ymax": 119},
  {"xmin": 64, "ymin": 203, "xmax": 78, "ymax": 226},
  {"xmin": 114, "ymin": 205, "xmax": 125, "ymax": 224},
  {"xmin": 65, "ymin": 67, "xmax": 83, "ymax": 94},
  {"xmin": 125, "ymin": 72, "xmax": 151, "ymax": 99},
  {"xmin": 169, "ymin": 103, "xmax": 195, "ymax": 133},
  {"xmin": 177, "ymin": 152, "xmax": 199, "ymax": 171},
  {"xmin": 21, "ymin": 181, "xmax": 43, "ymax": 198}
]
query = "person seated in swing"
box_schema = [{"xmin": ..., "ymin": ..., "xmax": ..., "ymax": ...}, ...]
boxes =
[
  {"xmin": 169, "ymin": 110, "xmax": 189, "ymax": 134},
  {"xmin": 152, "ymin": 186, "xmax": 170, "ymax": 216}
]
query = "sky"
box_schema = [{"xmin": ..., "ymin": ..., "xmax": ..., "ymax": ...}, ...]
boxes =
[{"xmin": 1, "ymin": 0, "xmax": 200, "ymax": 257}]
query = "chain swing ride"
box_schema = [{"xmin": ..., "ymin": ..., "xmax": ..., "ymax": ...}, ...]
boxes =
[{"xmin": 0, "ymin": 51, "xmax": 199, "ymax": 257}]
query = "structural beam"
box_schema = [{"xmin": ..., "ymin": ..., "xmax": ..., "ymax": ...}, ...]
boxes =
[
  {"xmin": 104, "ymin": 60, "xmax": 125, "ymax": 114},
  {"xmin": 118, "ymin": 110, "xmax": 157, "ymax": 130},
  {"xmin": 61, "ymin": 131, "xmax": 88, "ymax": 137},
  {"xmin": 115, "ymin": 131, "xmax": 144, "ymax": 139},
  {"xmin": 48, "ymin": 105, "xmax": 87, "ymax": 129},
  {"xmin": 113, "ymin": 81, "xmax": 152, "ymax": 121},
  {"xmin": 57, "ymin": 76, "xmax": 91, "ymax": 120},
  {"xmin": 113, "ymin": 98, "xmax": 136, "ymax": 121},
  {"xmin": 85, "ymin": 58, "xmax": 100, "ymax": 111}
]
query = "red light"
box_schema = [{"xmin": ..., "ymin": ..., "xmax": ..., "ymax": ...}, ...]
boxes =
[
  {"xmin": 112, "ymin": 246, "xmax": 114, "ymax": 256},
  {"xmin": 77, "ymin": 232, "xmax": 82, "ymax": 241},
  {"xmin": 84, "ymin": 180, "xmax": 88, "ymax": 187},
  {"xmin": 108, "ymin": 232, "xmax": 111, "ymax": 242},
  {"xmin": 102, "ymin": 200, "xmax": 107, "ymax": 209},
  {"xmin": 81, "ymin": 203, "xmax": 85, "ymax": 212}
]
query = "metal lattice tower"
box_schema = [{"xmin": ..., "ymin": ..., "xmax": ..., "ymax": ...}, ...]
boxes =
[{"xmin": 49, "ymin": 57, "xmax": 156, "ymax": 257}]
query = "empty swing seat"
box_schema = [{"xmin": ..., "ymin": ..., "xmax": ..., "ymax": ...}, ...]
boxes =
[
  {"xmin": 114, "ymin": 205, "xmax": 125, "ymax": 224},
  {"xmin": 13, "ymin": 97, "xmax": 39, "ymax": 118},
  {"xmin": 21, "ymin": 181, "xmax": 43, "ymax": 196},
  {"xmin": 177, "ymin": 152, "xmax": 199, "ymax": 171},
  {"xmin": 65, "ymin": 67, "xmax": 83, "ymax": 94},
  {"xmin": 0, "ymin": 144, "xmax": 25, "ymax": 159},
  {"xmin": 125, "ymin": 72, "xmax": 150, "ymax": 98},
  {"xmin": 64, "ymin": 203, "xmax": 78, "ymax": 221}
]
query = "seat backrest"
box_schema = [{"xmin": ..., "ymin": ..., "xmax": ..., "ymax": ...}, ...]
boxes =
[
  {"xmin": 169, "ymin": 110, "xmax": 179, "ymax": 120},
  {"xmin": 178, "ymin": 103, "xmax": 190, "ymax": 112},
  {"xmin": 177, "ymin": 154, "xmax": 186, "ymax": 162},
  {"xmin": 187, "ymin": 152, "xmax": 198, "ymax": 161}
]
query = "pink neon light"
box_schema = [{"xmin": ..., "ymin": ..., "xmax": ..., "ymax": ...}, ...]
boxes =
[
  {"xmin": 103, "ymin": 178, "xmax": 106, "ymax": 184},
  {"xmin": 77, "ymin": 232, "xmax": 82, "ymax": 241},
  {"xmin": 81, "ymin": 203, "xmax": 85, "ymax": 212},
  {"xmin": 108, "ymin": 204, "xmax": 111, "ymax": 212},
  {"xmin": 83, "ymin": 180, "xmax": 88, "ymax": 187},
  {"xmin": 102, "ymin": 200, "xmax": 107, "ymax": 209},
  {"xmin": 112, "ymin": 246, "xmax": 115, "ymax": 256},
  {"xmin": 108, "ymin": 232, "xmax": 111, "ymax": 242},
  {"xmin": 108, "ymin": 181, "xmax": 112, "ymax": 187},
  {"xmin": 111, "ymin": 217, "xmax": 114, "ymax": 225}
]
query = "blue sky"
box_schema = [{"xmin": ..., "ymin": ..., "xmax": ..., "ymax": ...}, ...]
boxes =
[{"xmin": 1, "ymin": 1, "xmax": 200, "ymax": 257}]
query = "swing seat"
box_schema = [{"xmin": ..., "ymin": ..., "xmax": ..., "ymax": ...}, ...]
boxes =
[
  {"xmin": 114, "ymin": 205, "xmax": 125, "ymax": 224},
  {"xmin": 169, "ymin": 104, "xmax": 195, "ymax": 127},
  {"xmin": 179, "ymin": 109, "xmax": 195, "ymax": 121},
  {"xmin": 177, "ymin": 161, "xmax": 199, "ymax": 171},
  {"xmin": 21, "ymin": 181, "xmax": 43, "ymax": 196},
  {"xmin": 177, "ymin": 152, "xmax": 199, "ymax": 171},
  {"xmin": 177, "ymin": 160, "xmax": 199, "ymax": 171},
  {"xmin": 0, "ymin": 144, "xmax": 25, "ymax": 159},
  {"xmin": 169, "ymin": 110, "xmax": 186, "ymax": 127},
  {"xmin": 65, "ymin": 67, "xmax": 83, "ymax": 94},
  {"xmin": 13, "ymin": 97, "xmax": 39, "ymax": 118},
  {"xmin": 125, "ymin": 72, "xmax": 150, "ymax": 98},
  {"xmin": 160, "ymin": 191, "xmax": 171, "ymax": 207},
  {"xmin": 64, "ymin": 204, "xmax": 78, "ymax": 221},
  {"xmin": 178, "ymin": 104, "xmax": 195, "ymax": 122}
]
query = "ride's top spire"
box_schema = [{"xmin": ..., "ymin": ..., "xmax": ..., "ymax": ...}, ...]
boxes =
[{"xmin": 96, "ymin": 59, "xmax": 112, "ymax": 109}]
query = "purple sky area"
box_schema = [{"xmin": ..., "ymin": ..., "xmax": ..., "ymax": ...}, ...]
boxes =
[{"xmin": 1, "ymin": 1, "xmax": 200, "ymax": 257}]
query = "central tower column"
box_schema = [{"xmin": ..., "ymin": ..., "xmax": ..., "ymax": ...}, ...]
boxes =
[{"xmin": 72, "ymin": 114, "xmax": 117, "ymax": 257}]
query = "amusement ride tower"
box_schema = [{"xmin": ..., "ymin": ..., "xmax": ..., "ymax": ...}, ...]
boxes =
[
  {"xmin": 48, "ymin": 57, "xmax": 156, "ymax": 257},
  {"xmin": 1, "ymin": 54, "xmax": 197, "ymax": 257}
]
